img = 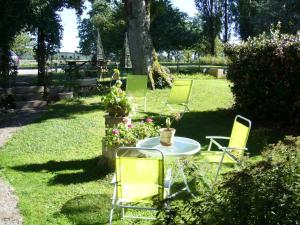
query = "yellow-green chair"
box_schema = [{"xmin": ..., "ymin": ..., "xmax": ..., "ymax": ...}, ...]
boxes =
[
  {"xmin": 201, "ymin": 115, "xmax": 252, "ymax": 182},
  {"xmin": 109, "ymin": 147, "xmax": 172, "ymax": 224},
  {"xmin": 126, "ymin": 74, "xmax": 148, "ymax": 111},
  {"xmin": 160, "ymin": 79, "xmax": 193, "ymax": 117}
]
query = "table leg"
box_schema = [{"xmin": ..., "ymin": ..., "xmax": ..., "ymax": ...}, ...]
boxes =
[{"xmin": 170, "ymin": 159, "xmax": 195, "ymax": 197}]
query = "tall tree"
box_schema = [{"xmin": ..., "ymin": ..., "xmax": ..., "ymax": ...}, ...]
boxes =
[
  {"xmin": 123, "ymin": 0, "xmax": 153, "ymax": 75},
  {"xmin": 78, "ymin": 1, "xmax": 125, "ymax": 58},
  {"xmin": 151, "ymin": 0, "xmax": 200, "ymax": 53},
  {"xmin": 29, "ymin": 0, "xmax": 84, "ymax": 85},
  {"xmin": 234, "ymin": 0, "xmax": 300, "ymax": 40},
  {"xmin": 195, "ymin": 0, "xmax": 223, "ymax": 55}
]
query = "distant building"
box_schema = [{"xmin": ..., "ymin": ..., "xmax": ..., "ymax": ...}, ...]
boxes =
[{"xmin": 52, "ymin": 52, "xmax": 92, "ymax": 61}]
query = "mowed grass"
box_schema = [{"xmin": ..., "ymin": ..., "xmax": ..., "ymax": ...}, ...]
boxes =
[{"xmin": 0, "ymin": 75, "xmax": 284, "ymax": 224}]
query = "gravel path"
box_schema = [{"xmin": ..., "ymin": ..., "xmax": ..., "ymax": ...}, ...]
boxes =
[{"xmin": 0, "ymin": 109, "xmax": 46, "ymax": 225}]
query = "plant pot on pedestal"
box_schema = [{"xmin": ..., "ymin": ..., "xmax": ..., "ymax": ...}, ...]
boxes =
[
  {"xmin": 159, "ymin": 128, "xmax": 176, "ymax": 146},
  {"xmin": 104, "ymin": 115, "xmax": 131, "ymax": 130},
  {"xmin": 102, "ymin": 143, "xmax": 119, "ymax": 170}
]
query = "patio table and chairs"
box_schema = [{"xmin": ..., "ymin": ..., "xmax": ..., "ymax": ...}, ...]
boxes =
[{"xmin": 109, "ymin": 137, "xmax": 201, "ymax": 224}]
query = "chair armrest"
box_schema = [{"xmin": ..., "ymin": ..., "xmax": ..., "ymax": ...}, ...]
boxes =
[
  {"xmin": 219, "ymin": 146, "xmax": 248, "ymax": 151},
  {"xmin": 111, "ymin": 174, "xmax": 116, "ymax": 184},
  {"xmin": 205, "ymin": 136, "xmax": 230, "ymax": 140}
]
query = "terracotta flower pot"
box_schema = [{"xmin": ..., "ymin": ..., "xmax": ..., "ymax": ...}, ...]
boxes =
[{"xmin": 159, "ymin": 128, "xmax": 176, "ymax": 146}]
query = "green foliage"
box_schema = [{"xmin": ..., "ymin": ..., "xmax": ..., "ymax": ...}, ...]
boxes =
[
  {"xmin": 160, "ymin": 136, "xmax": 300, "ymax": 225},
  {"xmin": 78, "ymin": 1, "xmax": 125, "ymax": 56},
  {"xmin": 195, "ymin": 0, "xmax": 223, "ymax": 55},
  {"xmin": 235, "ymin": 0, "xmax": 300, "ymax": 40},
  {"xmin": 103, "ymin": 118, "xmax": 160, "ymax": 147},
  {"xmin": 150, "ymin": 0, "xmax": 200, "ymax": 52},
  {"xmin": 101, "ymin": 80, "xmax": 132, "ymax": 117},
  {"xmin": 224, "ymin": 26, "xmax": 300, "ymax": 127},
  {"xmin": 149, "ymin": 50, "xmax": 173, "ymax": 89},
  {"xmin": 0, "ymin": 0, "xmax": 31, "ymax": 87},
  {"xmin": 12, "ymin": 32, "xmax": 34, "ymax": 57}
]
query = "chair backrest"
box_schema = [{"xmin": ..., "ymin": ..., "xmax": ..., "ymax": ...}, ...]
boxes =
[
  {"xmin": 115, "ymin": 147, "xmax": 164, "ymax": 202},
  {"xmin": 168, "ymin": 79, "xmax": 193, "ymax": 105},
  {"xmin": 126, "ymin": 74, "xmax": 148, "ymax": 98},
  {"xmin": 228, "ymin": 115, "xmax": 252, "ymax": 158}
]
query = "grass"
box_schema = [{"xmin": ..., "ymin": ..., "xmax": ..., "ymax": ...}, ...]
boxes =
[{"xmin": 0, "ymin": 75, "xmax": 285, "ymax": 224}]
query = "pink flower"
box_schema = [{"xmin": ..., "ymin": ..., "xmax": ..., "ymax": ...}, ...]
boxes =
[
  {"xmin": 145, "ymin": 118, "xmax": 153, "ymax": 123},
  {"xmin": 128, "ymin": 124, "xmax": 133, "ymax": 128},
  {"xmin": 112, "ymin": 129, "xmax": 120, "ymax": 135}
]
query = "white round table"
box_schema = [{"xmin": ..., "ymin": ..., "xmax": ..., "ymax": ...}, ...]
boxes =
[
  {"xmin": 137, "ymin": 136, "xmax": 201, "ymax": 196},
  {"xmin": 136, "ymin": 136, "xmax": 201, "ymax": 157}
]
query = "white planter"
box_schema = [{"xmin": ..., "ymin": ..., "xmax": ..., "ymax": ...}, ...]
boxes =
[{"xmin": 159, "ymin": 128, "xmax": 176, "ymax": 146}]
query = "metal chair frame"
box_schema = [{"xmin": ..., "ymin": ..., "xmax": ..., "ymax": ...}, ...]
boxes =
[
  {"xmin": 109, "ymin": 147, "xmax": 172, "ymax": 224},
  {"xmin": 205, "ymin": 115, "xmax": 252, "ymax": 182},
  {"xmin": 160, "ymin": 79, "xmax": 193, "ymax": 117}
]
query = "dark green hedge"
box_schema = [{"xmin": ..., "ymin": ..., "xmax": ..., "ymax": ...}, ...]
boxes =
[
  {"xmin": 159, "ymin": 136, "xmax": 300, "ymax": 225},
  {"xmin": 224, "ymin": 28, "xmax": 300, "ymax": 127}
]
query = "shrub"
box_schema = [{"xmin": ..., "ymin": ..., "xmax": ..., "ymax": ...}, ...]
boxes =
[
  {"xmin": 159, "ymin": 136, "xmax": 300, "ymax": 225},
  {"xmin": 224, "ymin": 25, "xmax": 300, "ymax": 127},
  {"xmin": 198, "ymin": 55, "xmax": 228, "ymax": 66}
]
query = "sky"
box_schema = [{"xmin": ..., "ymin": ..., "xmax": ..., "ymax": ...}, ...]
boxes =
[{"xmin": 59, "ymin": 0, "xmax": 197, "ymax": 52}]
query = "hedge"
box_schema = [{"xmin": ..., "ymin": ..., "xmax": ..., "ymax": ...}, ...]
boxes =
[{"xmin": 224, "ymin": 27, "xmax": 300, "ymax": 127}]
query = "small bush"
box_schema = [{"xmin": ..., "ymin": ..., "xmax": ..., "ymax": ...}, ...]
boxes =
[
  {"xmin": 224, "ymin": 26, "xmax": 300, "ymax": 127},
  {"xmin": 160, "ymin": 136, "xmax": 300, "ymax": 225}
]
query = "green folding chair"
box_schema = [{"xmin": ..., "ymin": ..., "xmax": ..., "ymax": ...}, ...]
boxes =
[
  {"xmin": 126, "ymin": 74, "xmax": 148, "ymax": 111},
  {"xmin": 109, "ymin": 147, "xmax": 172, "ymax": 224},
  {"xmin": 200, "ymin": 115, "xmax": 252, "ymax": 183},
  {"xmin": 160, "ymin": 79, "xmax": 193, "ymax": 117}
]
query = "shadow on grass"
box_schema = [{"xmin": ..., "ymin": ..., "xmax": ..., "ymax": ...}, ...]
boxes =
[
  {"xmin": 43, "ymin": 99, "xmax": 104, "ymax": 120},
  {"xmin": 60, "ymin": 194, "xmax": 120, "ymax": 225},
  {"xmin": 12, "ymin": 156, "xmax": 112, "ymax": 185},
  {"xmin": 0, "ymin": 98, "xmax": 104, "ymax": 129},
  {"xmin": 144, "ymin": 109, "xmax": 286, "ymax": 156}
]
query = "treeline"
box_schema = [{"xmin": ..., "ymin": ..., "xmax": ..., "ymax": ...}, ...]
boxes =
[{"xmin": 78, "ymin": 0, "xmax": 300, "ymax": 60}]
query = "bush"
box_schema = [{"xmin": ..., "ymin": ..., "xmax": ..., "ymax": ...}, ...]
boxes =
[
  {"xmin": 160, "ymin": 136, "xmax": 300, "ymax": 225},
  {"xmin": 198, "ymin": 55, "xmax": 228, "ymax": 66},
  {"xmin": 224, "ymin": 26, "xmax": 300, "ymax": 127}
]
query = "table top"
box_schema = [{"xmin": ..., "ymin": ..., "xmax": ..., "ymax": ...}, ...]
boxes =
[{"xmin": 136, "ymin": 136, "xmax": 201, "ymax": 157}]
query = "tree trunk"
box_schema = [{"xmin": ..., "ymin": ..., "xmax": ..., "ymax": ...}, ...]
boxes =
[
  {"xmin": 96, "ymin": 28, "xmax": 104, "ymax": 60},
  {"xmin": 124, "ymin": 0, "xmax": 153, "ymax": 75},
  {"xmin": 223, "ymin": 0, "xmax": 228, "ymax": 43},
  {"xmin": 37, "ymin": 28, "xmax": 46, "ymax": 85},
  {"xmin": 0, "ymin": 43, "xmax": 10, "ymax": 90}
]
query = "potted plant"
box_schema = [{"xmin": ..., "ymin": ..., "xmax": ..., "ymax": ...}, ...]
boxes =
[
  {"xmin": 102, "ymin": 80, "xmax": 133, "ymax": 129},
  {"xmin": 102, "ymin": 117, "xmax": 159, "ymax": 168},
  {"xmin": 160, "ymin": 113, "xmax": 182, "ymax": 146}
]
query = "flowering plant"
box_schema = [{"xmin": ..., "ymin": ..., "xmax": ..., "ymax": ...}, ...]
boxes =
[
  {"xmin": 102, "ymin": 80, "xmax": 132, "ymax": 117},
  {"xmin": 102, "ymin": 117, "xmax": 160, "ymax": 147}
]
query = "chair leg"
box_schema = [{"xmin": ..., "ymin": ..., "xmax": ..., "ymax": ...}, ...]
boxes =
[
  {"xmin": 208, "ymin": 139, "xmax": 213, "ymax": 151},
  {"xmin": 214, "ymin": 151, "xmax": 226, "ymax": 183},
  {"xmin": 109, "ymin": 184, "xmax": 117, "ymax": 225}
]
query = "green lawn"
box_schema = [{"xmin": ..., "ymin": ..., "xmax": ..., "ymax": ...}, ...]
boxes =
[{"xmin": 0, "ymin": 75, "xmax": 283, "ymax": 224}]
